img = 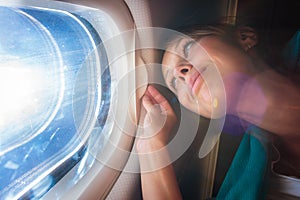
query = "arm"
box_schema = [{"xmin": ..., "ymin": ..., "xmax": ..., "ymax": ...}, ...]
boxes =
[
  {"xmin": 136, "ymin": 85, "xmax": 182, "ymax": 200},
  {"xmin": 137, "ymin": 142, "xmax": 182, "ymax": 200}
]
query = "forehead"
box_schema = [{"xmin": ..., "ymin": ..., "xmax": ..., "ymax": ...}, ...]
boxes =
[
  {"xmin": 166, "ymin": 36, "xmax": 189, "ymax": 52},
  {"xmin": 161, "ymin": 37, "xmax": 190, "ymax": 76},
  {"xmin": 162, "ymin": 38, "xmax": 195, "ymax": 79},
  {"xmin": 162, "ymin": 36, "xmax": 217, "ymax": 77},
  {"xmin": 161, "ymin": 51, "xmax": 178, "ymax": 79}
]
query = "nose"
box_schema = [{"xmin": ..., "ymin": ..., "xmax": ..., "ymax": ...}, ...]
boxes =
[{"xmin": 174, "ymin": 64, "xmax": 193, "ymax": 82}]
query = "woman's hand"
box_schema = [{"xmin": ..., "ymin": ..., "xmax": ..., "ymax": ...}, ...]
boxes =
[
  {"xmin": 137, "ymin": 86, "xmax": 182, "ymax": 200},
  {"xmin": 137, "ymin": 85, "xmax": 177, "ymax": 153}
]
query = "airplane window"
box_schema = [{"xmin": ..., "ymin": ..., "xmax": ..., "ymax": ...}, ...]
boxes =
[{"xmin": 0, "ymin": 5, "xmax": 111, "ymax": 199}]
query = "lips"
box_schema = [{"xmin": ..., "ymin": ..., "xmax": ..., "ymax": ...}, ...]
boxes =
[{"xmin": 189, "ymin": 67, "xmax": 207, "ymax": 95}]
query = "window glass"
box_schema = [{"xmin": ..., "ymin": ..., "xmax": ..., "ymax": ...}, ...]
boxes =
[{"xmin": 0, "ymin": 6, "xmax": 111, "ymax": 199}]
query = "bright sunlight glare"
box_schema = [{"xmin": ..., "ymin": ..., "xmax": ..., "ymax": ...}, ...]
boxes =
[{"xmin": 0, "ymin": 61, "xmax": 44, "ymax": 127}]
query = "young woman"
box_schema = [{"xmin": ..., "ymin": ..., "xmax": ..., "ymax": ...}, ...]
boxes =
[{"xmin": 136, "ymin": 24, "xmax": 300, "ymax": 199}]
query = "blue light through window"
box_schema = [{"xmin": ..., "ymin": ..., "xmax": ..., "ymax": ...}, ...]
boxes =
[{"xmin": 0, "ymin": 6, "xmax": 110, "ymax": 199}]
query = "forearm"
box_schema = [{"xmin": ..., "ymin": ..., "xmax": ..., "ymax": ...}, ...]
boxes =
[
  {"xmin": 137, "ymin": 85, "xmax": 182, "ymax": 199},
  {"xmin": 137, "ymin": 141, "xmax": 182, "ymax": 200},
  {"xmin": 140, "ymin": 164, "xmax": 182, "ymax": 200}
]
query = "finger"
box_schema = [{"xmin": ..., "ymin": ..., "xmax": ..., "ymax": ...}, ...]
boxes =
[
  {"xmin": 143, "ymin": 87, "xmax": 156, "ymax": 104},
  {"xmin": 142, "ymin": 95, "xmax": 155, "ymax": 113},
  {"xmin": 147, "ymin": 85, "xmax": 173, "ymax": 112}
]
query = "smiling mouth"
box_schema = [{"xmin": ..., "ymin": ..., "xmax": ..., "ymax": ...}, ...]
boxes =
[{"xmin": 191, "ymin": 67, "xmax": 207, "ymax": 96}]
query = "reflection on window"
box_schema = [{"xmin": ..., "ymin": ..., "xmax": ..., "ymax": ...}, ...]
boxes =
[{"xmin": 0, "ymin": 6, "xmax": 110, "ymax": 199}]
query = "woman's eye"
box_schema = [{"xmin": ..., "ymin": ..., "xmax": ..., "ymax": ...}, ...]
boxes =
[{"xmin": 183, "ymin": 40, "xmax": 194, "ymax": 58}]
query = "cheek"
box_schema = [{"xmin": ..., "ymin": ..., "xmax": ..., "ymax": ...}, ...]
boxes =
[
  {"xmin": 177, "ymin": 91, "xmax": 203, "ymax": 116},
  {"xmin": 196, "ymin": 83, "xmax": 212, "ymax": 103},
  {"xmin": 200, "ymin": 82, "xmax": 227, "ymax": 118},
  {"xmin": 180, "ymin": 87, "xmax": 222, "ymax": 118},
  {"xmin": 176, "ymin": 90, "xmax": 194, "ymax": 110},
  {"xmin": 175, "ymin": 83, "xmax": 216, "ymax": 118}
]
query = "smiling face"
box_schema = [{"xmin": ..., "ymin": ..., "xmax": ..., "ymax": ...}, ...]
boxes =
[
  {"xmin": 162, "ymin": 35, "xmax": 255, "ymax": 118},
  {"xmin": 162, "ymin": 37, "xmax": 214, "ymax": 117}
]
